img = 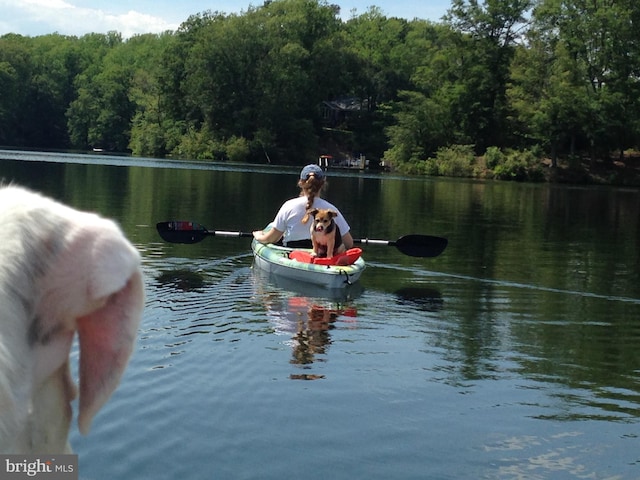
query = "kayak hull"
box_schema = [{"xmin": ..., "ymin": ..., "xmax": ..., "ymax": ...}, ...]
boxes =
[{"xmin": 251, "ymin": 239, "xmax": 365, "ymax": 289}]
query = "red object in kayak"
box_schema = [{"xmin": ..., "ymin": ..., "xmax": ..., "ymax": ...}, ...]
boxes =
[{"xmin": 289, "ymin": 248, "xmax": 363, "ymax": 266}]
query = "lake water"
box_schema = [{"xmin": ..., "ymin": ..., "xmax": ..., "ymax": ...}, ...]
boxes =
[{"xmin": 1, "ymin": 149, "xmax": 640, "ymax": 479}]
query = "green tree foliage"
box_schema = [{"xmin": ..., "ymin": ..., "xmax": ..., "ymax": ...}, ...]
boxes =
[
  {"xmin": 509, "ymin": 0, "xmax": 640, "ymax": 168},
  {"xmin": 444, "ymin": 0, "xmax": 532, "ymax": 150},
  {"xmin": 0, "ymin": 34, "xmax": 32, "ymax": 146},
  {"xmin": 343, "ymin": 8, "xmax": 413, "ymax": 157},
  {"xmin": 0, "ymin": 0, "xmax": 640, "ymax": 181},
  {"xmin": 66, "ymin": 32, "xmax": 138, "ymax": 151},
  {"xmin": 146, "ymin": 1, "xmax": 347, "ymax": 162},
  {"xmin": 0, "ymin": 33, "xmax": 84, "ymax": 148},
  {"xmin": 384, "ymin": 22, "xmax": 474, "ymax": 166}
]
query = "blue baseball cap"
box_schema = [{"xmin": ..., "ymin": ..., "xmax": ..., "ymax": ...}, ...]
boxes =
[{"xmin": 300, "ymin": 164, "xmax": 325, "ymax": 180}]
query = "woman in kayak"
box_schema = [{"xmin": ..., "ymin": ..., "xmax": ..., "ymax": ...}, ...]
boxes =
[{"xmin": 253, "ymin": 164, "xmax": 354, "ymax": 249}]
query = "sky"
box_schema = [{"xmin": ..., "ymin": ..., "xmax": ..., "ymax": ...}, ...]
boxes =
[{"xmin": 0, "ymin": 0, "xmax": 452, "ymax": 38}]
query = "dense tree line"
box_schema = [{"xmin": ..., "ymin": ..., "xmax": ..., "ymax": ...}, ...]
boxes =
[{"xmin": 1, "ymin": 0, "xmax": 639, "ymax": 180}]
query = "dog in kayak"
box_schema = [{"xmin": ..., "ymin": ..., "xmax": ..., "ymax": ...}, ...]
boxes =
[
  {"xmin": 306, "ymin": 208, "xmax": 345, "ymax": 258},
  {"xmin": 0, "ymin": 185, "xmax": 144, "ymax": 453}
]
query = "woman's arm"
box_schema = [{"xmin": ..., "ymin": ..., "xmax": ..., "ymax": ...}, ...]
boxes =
[
  {"xmin": 253, "ymin": 227, "xmax": 283, "ymax": 244},
  {"xmin": 330, "ymin": 207, "xmax": 353, "ymax": 249},
  {"xmin": 341, "ymin": 231, "xmax": 354, "ymax": 249}
]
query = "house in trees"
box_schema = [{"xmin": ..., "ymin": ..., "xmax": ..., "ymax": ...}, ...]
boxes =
[{"xmin": 321, "ymin": 97, "xmax": 367, "ymax": 128}]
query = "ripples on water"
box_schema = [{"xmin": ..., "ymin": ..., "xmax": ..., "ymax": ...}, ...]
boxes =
[
  {"xmin": 3, "ymin": 150, "xmax": 639, "ymax": 477},
  {"xmin": 67, "ymin": 245, "xmax": 640, "ymax": 480}
]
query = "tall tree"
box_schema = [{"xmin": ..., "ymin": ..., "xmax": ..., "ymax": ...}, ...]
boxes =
[
  {"xmin": 520, "ymin": 0, "xmax": 640, "ymax": 164},
  {"xmin": 343, "ymin": 8, "xmax": 414, "ymax": 158},
  {"xmin": 67, "ymin": 32, "xmax": 126, "ymax": 150},
  {"xmin": 384, "ymin": 22, "xmax": 469, "ymax": 166},
  {"xmin": 0, "ymin": 34, "xmax": 32, "ymax": 146},
  {"xmin": 126, "ymin": 33, "xmax": 173, "ymax": 156},
  {"xmin": 445, "ymin": 0, "xmax": 532, "ymax": 151}
]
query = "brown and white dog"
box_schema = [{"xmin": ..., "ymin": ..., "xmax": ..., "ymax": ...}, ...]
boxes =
[
  {"xmin": 0, "ymin": 185, "xmax": 144, "ymax": 453},
  {"xmin": 307, "ymin": 208, "xmax": 344, "ymax": 258}
]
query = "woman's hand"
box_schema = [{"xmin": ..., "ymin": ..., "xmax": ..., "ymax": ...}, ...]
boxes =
[{"xmin": 253, "ymin": 228, "xmax": 283, "ymax": 244}]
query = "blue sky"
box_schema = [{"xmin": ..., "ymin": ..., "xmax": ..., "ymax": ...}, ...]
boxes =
[{"xmin": 0, "ymin": 0, "xmax": 451, "ymax": 38}]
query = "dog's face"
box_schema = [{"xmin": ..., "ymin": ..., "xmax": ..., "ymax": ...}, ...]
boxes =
[
  {"xmin": 0, "ymin": 186, "xmax": 144, "ymax": 453},
  {"xmin": 309, "ymin": 208, "xmax": 338, "ymax": 234}
]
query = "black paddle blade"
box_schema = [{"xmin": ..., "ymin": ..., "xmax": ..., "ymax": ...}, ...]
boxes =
[
  {"xmin": 156, "ymin": 221, "xmax": 210, "ymax": 244},
  {"xmin": 394, "ymin": 234, "xmax": 448, "ymax": 257}
]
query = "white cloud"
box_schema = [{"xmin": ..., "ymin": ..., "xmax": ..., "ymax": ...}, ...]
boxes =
[
  {"xmin": 0, "ymin": 0, "xmax": 179, "ymax": 38},
  {"xmin": 0, "ymin": 0, "xmax": 450, "ymax": 38},
  {"xmin": 111, "ymin": 10, "xmax": 179, "ymax": 37}
]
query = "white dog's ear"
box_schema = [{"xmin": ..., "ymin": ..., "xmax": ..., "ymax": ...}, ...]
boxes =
[
  {"xmin": 0, "ymin": 186, "xmax": 144, "ymax": 452},
  {"xmin": 37, "ymin": 215, "xmax": 144, "ymax": 435},
  {"xmin": 77, "ymin": 269, "xmax": 144, "ymax": 434}
]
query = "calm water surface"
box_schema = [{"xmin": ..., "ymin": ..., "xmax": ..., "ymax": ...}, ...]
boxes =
[{"xmin": 1, "ymin": 150, "xmax": 640, "ymax": 479}]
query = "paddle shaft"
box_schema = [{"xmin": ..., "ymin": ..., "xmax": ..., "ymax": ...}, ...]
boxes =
[
  {"xmin": 355, "ymin": 238, "xmax": 397, "ymax": 247},
  {"xmin": 178, "ymin": 231, "xmax": 398, "ymax": 245},
  {"xmin": 207, "ymin": 230, "xmax": 253, "ymax": 238},
  {"xmin": 355, "ymin": 234, "xmax": 447, "ymax": 257},
  {"xmin": 156, "ymin": 221, "xmax": 447, "ymax": 257}
]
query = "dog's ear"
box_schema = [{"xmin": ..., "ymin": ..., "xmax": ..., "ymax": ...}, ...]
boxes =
[
  {"xmin": 302, "ymin": 208, "xmax": 318, "ymax": 224},
  {"xmin": 37, "ymin": 214, "xmax": 144, "ymax": 435},
  {"xmin": 0, "ymin": 187, "xmax": 143, "ymax": 452},
  {"xmin": 328, "ymin": 210, "xmax": 338, "ymax": 218},
  {"xmin": 76, "ymin": 270, "xmax": 144, "ymax": 435}
]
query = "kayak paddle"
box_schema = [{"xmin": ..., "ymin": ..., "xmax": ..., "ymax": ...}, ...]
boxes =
[
  {"xmin": 156, "ymin": 221, "xmax": 448, "ymax": 258},
  {"xmin": 354, "ymin": 234, "xmax": 448, "ymax": 258},
  {"xmin": 156, "ymin": 221, "xmax": 252, "ymax": 244}
]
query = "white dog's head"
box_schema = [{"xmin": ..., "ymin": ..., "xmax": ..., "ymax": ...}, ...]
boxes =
[{"xmin": 0, "ymin": 186, "xmax": 144, "ymax": 453}]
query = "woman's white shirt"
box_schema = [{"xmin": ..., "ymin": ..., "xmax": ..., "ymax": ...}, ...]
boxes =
[{"xmin": 272, "ymin": 196, "xmax": 350, "ymax": 244}]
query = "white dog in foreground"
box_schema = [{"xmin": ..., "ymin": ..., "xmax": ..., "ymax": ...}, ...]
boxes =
[{"xmin": 0, "ymin": 185, "xmax": 145, "ymax": 453}]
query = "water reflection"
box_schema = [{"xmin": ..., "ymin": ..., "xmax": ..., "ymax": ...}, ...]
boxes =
[
  {"xmin": 256, "ymin": 273, "xmax": 358, "ymax": 379},
  {"xmin": 293, "ymin": 303, "xmax": 357, "ymax": 368},
  {"xmin": 395, "ymin": 285, "xmax": 443, "ymax": 312},
  {"xmin": 253, "ymin": 267, "xmax": 365, "ymax": 302},
  {"xmin": 155, "ymin": 268, "xmax": 207, "ymax": 291}
]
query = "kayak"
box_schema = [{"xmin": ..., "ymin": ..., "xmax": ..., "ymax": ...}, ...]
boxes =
[
  {"xmin": 251, "ymin": 239, "xmax": 366, "ymax": 289},
  {"xmin": 156, "ymin": 220, "xmax": 447, "ymax": 292},
  {"xmin": 252, "ymin": 240, "xmax": 365, "ymax": 289}
]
